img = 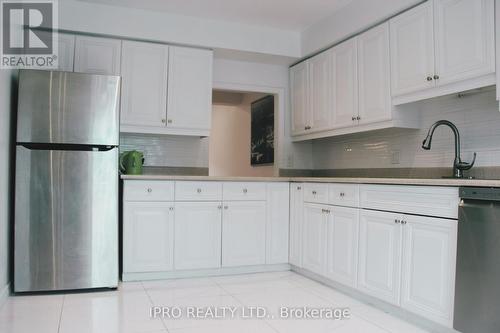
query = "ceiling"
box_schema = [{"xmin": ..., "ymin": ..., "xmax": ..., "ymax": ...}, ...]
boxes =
[{"xmin": 76, "ymin": 0, "xmax": 354, "ymax": 31}]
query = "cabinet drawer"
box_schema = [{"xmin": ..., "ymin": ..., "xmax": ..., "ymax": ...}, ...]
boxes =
[
  {"xmin": 223, "ymin": 182, "xmax": 266, "ymax": 201},
  {"xmin": 175, "ymin": 181, "xmax": 222, "ymax": 201},
  {"xmin": 304, "ymin": 183, "xmax": 329, "ymax": 204},
  {"xmin": 124, "ymin": 180, "xmax": 175, "ymax": 202},
  {"xmin": 360, "ymin": 185, "xmax": 459, "ymax": 219},
  {"xmin": 329, "ymin": 184, "xmax": 359, "ymax": 207}
]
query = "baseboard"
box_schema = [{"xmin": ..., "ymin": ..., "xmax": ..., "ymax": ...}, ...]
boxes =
[
  {"xmin": 291, "ymin": 266, "xmax": 457, "ymax": 333},
  {"xmin": 122, "ymin": 263, "xmax": 291, "ymax": 282},
  {"xmin": 0, "ymin": 283, "xmax": 10, "ymax": 308}
]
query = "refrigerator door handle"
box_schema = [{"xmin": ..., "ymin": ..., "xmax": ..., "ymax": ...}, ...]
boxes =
[{"xmin": 17, "ymin": 143, "xmax": 117, "ymax": 152}]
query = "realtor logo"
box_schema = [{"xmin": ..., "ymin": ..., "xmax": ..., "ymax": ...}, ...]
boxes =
[{"xmin": 1, "ymin": 0, "xmax": 58, "ymax": 69}]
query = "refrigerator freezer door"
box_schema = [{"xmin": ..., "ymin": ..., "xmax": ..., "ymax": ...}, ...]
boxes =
[
  {"xmin": 14, "ymin": 146, "xmax": 118, "ymax": 292},
  {"xmin": 16, "ymin": 70, "xmax": 120, "ymax": 146}
]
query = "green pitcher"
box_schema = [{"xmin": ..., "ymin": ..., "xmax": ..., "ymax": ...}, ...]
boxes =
[{"xmin": 119, "ymin": 150, "xmax": 145, "ymax": 175}]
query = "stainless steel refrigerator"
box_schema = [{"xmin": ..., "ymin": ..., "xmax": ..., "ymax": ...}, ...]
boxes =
[{"xmin": 14, "ymin": 70, "xmax": 121, "ymax": 292}]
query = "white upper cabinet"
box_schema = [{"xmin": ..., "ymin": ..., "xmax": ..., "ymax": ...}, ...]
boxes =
[
  {"xmin": 123, "ymin": 202, "xmax": 174, "ymax": 273},
  {"xmin": 290, "ymin": 62, "xmax": 310, "ymax": 136},
  {"xmin": 35, "ymin": 32, "xmax": 75, "ymax": 71},
  {"xmin": 222, "ymin": 201, "xmax": 266, "ymax": 267},
  {"xmin": 401, "ymin": 215, "xmax": 457, "ymax": 326},
  {"xmin": 308, "ymin": 51, "xmax": 332, "ymax": 133},
  {"xmin": 174, "ymin": 202, "xmax": 222, "ymax": 270},
  {"xmin": 358, "ymin": 209, "xmax": 403, "ymax": 305},
  {"xmin": 74, "ymin": 36, "xmax": 121, "ymax": 75},
  {"xmin": 391, "ymin": 0, "xmax": 495, "ymax": 102},
  {"xmin": 326, "ymin": 207, "xmax": 359, "ymax": 288},
  {"xmin": 289, "ymin": 184, "xmax": 304, "ymax": 267},
  {"xmin": 390, "ymin": 1, "xmax": 435, "ymax": 96},
  {"xmin": 331, "ymin": 38, "xmax": 359, "ymax": 129},
  {"xmin": 120, "ymin": 41, "xmax": 169, "ymax": 129},
  {"xmin": 433, "ymin": 0, "xmax": 495, "ymax": 86},
  {"xmin": 302, "ymin": 203, "xmax": 328, "ymax": 276},
  {"xmin": 357, "ymin": 23, "xmax": 392, "ymax": 125},
  {"xmin": 56, "ymin": 33, "xmax": 75, "ymax": 72},
  {"xmin": 166, "ymin": 46, "xmax": 213, "ymax": 135}
]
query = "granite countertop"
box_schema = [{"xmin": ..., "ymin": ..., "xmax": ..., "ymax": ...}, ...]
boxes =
[{"xmin": 120, "ymin": 174, "xmax": 500, "ymax": 187}]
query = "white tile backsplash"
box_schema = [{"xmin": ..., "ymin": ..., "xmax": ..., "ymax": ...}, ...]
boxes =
[
  {"xmin": 313, "ymin": 90, "xmax": 500, "ymax": 169},
  {"xmin": 120, "ymin": 134, "xmax": 209, "ymax": 168}
]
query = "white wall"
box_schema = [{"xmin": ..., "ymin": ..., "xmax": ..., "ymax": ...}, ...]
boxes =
[
  {"xmin": 312, "ymin": 91, "xmax": 500, "ymax": 170},
  {"xmin": 210, "ymin": 92, "xmax": 274, "ymax": 177},
  {"xmin": 301, "ymin": 0, "xmax": 421, "ymax": 56},
  {"xmin": 0, "ymin": 69, "xmax": 16, "ymax": 301},
  {"xmin": 57, "ymin": 0, "xmax": 301, "ymax": 58}
]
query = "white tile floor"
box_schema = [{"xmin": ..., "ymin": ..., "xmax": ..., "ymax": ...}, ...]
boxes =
[{"xmin": 0, "ymin": 271, "xmax": 430, "ymax": 333}]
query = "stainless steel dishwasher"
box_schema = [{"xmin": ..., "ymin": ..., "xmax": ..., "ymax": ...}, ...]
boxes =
[{"xmin": 454, "ymin": 187, "xmax": 500, "ymax": 333}]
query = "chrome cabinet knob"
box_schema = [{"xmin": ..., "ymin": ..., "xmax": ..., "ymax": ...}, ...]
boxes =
[
  {"xmin": 161, "ymin": 119, "xmax": 166, "ymax": 124},
  {"xmin": 352, "ymin": 116, "xmax": 356, "ymax": 121},
  {"xmin": 197, "ymin": 188, "xmax": 202, "ymax": 193},
  {"xmin": 297, "ymin": 186, "xmax": 301, "ymax": 190},
  {"xmin": 217, "ymin": 205, "xmax": 222, "ymax": 210},
  {"xmin": 395, "ymin": 219, "xmax": 400, "ymax": 224},
  {"xmin": 433, "ymin": 74, "xmax": 440, "ymax": 80},
  {"xmin": 167, "ymin": 119, "xmax": 173, "ymax": 124},
  {"xmin": 312, "ymin": 191, "xmax": 317, "ymax": 195},
  {"xmin": 426, "ymin": 76, "xmax": 433, "ymax": 81},
  {"xmin": 340, "ymin": 192, "xmax": 345, "ymax": 197},
  {"xmin": 169, "ymin": 207, "xmax": 174, "ymax": 211},
  {"xmin": 147, "ymin": 188, "xmax": 152, "ymax": 193},
  {"xmin": 243, "ymin": 188, "xmax": 248, "ymax": 193},
  {"xmin": 356, "ymin": 116, "xmax": 361, "ymax": 121}
]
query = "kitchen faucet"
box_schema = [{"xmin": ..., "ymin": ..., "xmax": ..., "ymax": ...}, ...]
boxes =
[{"xmin": 422, "ymin": 120, "xmax": 476, "ymax": 178}]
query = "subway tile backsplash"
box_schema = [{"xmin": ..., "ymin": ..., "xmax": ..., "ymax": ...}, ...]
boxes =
[
  {"xmin": 120, "ymin": 134, "xmax": 209, "ymax": 168},
  {"xmin": 312, "ymin": 90, "xmax": 500, "ymax": 170}
]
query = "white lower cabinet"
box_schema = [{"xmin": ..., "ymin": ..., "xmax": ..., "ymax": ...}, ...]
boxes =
[
  {"xmin": 401, "ymin": 215, "xmax": 457, "ymax": 326},
  {"xmin": 222, "ymin": 201, "xmax": 266, "ymax": 267},
  {"xmin": 302, "ymin": 203, "xmax": 328, "ymax": 276},
  {"xmin": 326, "ymin": 207, "xmax": 359, "ymax": 288},
  {"xmin": 289, "ymin": 184, "xmax": 304, "ymax": 267},
  {"xmin": 357, "ymin": 210, "xmax": 403, "ymax": 305},
  {"xmin": 174, "ymin": 202, "xmax": 222, "ymax": 270},
  {"xmin": 266, "ymin": 183, "xmax": 290, "ymax": 264},
  {"xmin": 123, "ymin": 202, "xmax": 174, "ymax": 273}
]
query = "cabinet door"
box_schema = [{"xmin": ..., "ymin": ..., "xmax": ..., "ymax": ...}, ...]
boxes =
[
  {"xmin": 434, "ymin": 0, "xmax": 495, "ymax": 85},
  {"xmin": 166, "ymin": 46, "xmax": 213, "ymax": 132},
  {"xmin": 266, "ymin": 183, "xmax": 290, "ymax": 264},
  {"xmin": 222, "ymin": 201, "xmax": 266, "ymax": 267},
  {"xmin": 74, "ymin": 36, "xmax": 121, "ymax": 75},
  {"xmin": 401, "ymin": 215, "xmax": 457, "ymax": 326},
  {"xmin": 57, "ymin": 33, "xmax": 75, "ymax": 72},
  {"xmin": 35, "ymin": 32, "xmax": 75, "ymax": 71},
  {"xmin": 120, "ymin": 41, "xmax": 169, "ymax": 128},
  {"xmin": 123, "ymin": 202, "xmax": 174, "ymax": 273},
  {"xmin": 357, "ymin": 23, "xmax": 392, "ymax": 125},
  {"xmin": 327, "ymin": 207, "xmax": 359, "ymax": 288},
  {"xmin": 290, "ymin": 62, "xmax": 310, "ymax": 135},
  {"xmin": 174, "ymin": 202, "xmax": 222, "ymax": 270},
  {"xmin": 308, "ymin": 51, "xmax": 332, "ymax": 133},
  {"xmin": 302, "ymin": 203, "xmax": 328, "ymax": 276},
  {"xmin": 390, "ymin": 1, "xmax": 435, "ymax": 96},
  {"xmin": 289, "ymin": 184, "xmax": 304, "ymax": 267},
  {"xmin": 331, "ymin": 38, "xmax": 358, "ymax": 129},
  {"xmin": 358, "ymin": 210, "xmax": 403, "ymax": 305}
]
